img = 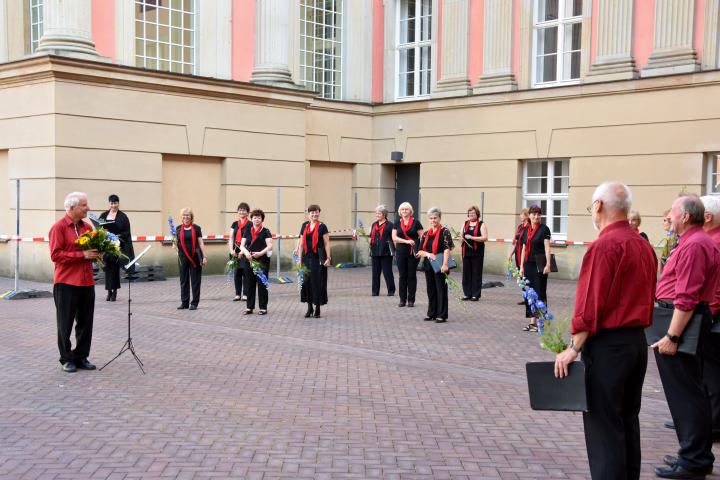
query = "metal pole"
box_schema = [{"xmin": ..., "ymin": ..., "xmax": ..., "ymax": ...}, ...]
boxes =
[
  {"xmin": 14, "ymin": 179, "xmax": 20, "ymax": 292},
  {"xmin": 276, "ymin": 188, "xmax": 281, "ymax": 277},
  {"xmin": 480, "ymin": 191, "xmax": 485, "ymax": 220},
  {"xmin": 353, "ymin": 192, "xmax": 358, "ymax": 264}
]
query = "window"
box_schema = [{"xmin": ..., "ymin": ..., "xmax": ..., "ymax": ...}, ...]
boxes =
[
  {"xmin": 523, "ymin": 159, "xmax": 569, "ymax": 238},
  {"xmin": 135, "ymin": 0, "xmax": 195, "ymax": 74},
  {"xmin": 300, "ymin": 0, "xmax": 343, "ymax": 100},
  {"xmin": 533, "ymin": 0, "xmax": 582, "ymax": 87},
  {"xmin": 708, "ymin": 153, "xmax": 720, "ymax": 195},
  {"xmin": 397, "ymin": 0, "xmax": 432, "ymax": 99},
  {"xmin": 29, "ymin": 0, "xmax": 44, "ymax": 53}
]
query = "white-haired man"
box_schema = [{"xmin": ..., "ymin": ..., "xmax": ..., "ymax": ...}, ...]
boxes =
[
  {"xmin": 555, "ymin": 182, "xmax": 657, "ymax": 479},
  {"xmin": 701, "ymin": 195, "xmax": 720, "ymax": 442},
  {"xmin": 48, "ymin": 192, "xmax": 100, "ymax": 373},
  {"xmin": 652, "ymin": 194, "xmax": 720, "ymax": 479}
]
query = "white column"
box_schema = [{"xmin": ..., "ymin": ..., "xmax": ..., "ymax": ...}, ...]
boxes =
[
  {"xmin": 433, "ymin": 0, "xmax": 471, "ymax": 98},
  {"xmin": 641, "ymin": 0, "xmax": 698, "ymax": 77},
  {"xmin": 473, "ymin": 0, "xmax": 517, "ymax": 94},
  {"xmin": 343, "ymin": 0, "xmax": 373, "ymax": 102},
  {"xmin": 586, "ymin": 0, "xmax": 636, "ymax": 82},
  {"xmin": 251, "ymin": 0, "xmax": 296, "ymax": 86},
  {"xmin": 36, "ymin": 0, "xmax": 98, "ymax": 57},
  {"xmin": 0, "ymin": 0, "xmax": 7, "ymax": 63}
]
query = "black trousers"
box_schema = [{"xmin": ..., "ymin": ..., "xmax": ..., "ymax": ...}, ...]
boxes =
[
  {"xmin": 371, "ymin": 255, "xmax": 395, "ymax": 295},
  {"xmin": 53, "ymin": 283, "xmax": 95, "ymax": 365},
  {"xmin": 462, "ymin": 254, "xmax": 484, "ymax": 298},
  {"xmin": 233, "ymin": 259, "xmax": 247, "ymax": 297},
  {"xmin": 582, "ymin": 327, "xmax": 647, "ymax": 480},
  {"xmin": 396, "ymin": 252, "xmax": 418, "ymax": 303},
  {"xmin": 245, "ymin": 262, "xmax": 269, "ymax": 310},
  {"xmin": 523, "ymin": 260, "xmax": 548, "ymax": 318},
  {"xmin": 704, "ymin": 331, "xmax": 720, "ymax": 432},
  {"xmin": 179, "ymin": 260, "xmax": 202, "ymax": 307},
  {"xmin": 301, "ymin": 255, "xmax": 328, "ymax": 306},
  {"xmin": 103, "ymin": 256, "xmax": 122, "ymax": 291},
  {"xmin": 654, "ymin": 314, "xmax": 714, "ymax": 472},
  {"xmin": 424, "ymin": 269, "xmax": 448, "ymax": 319}
]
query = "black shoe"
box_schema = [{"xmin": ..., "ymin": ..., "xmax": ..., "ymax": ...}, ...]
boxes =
[
  {"xmin": 470, "ymin": 297, "xmax": 479, "ymax": 301},
  {"xmin": 313, "ymin": 305, "xmax": 321, "ymax": 318},
  {"xmin": 664, "ymin": 456, "xmax": 713, "ymax": 475},
  {"xmin": 189, "ymin": 305, "xmax": 197, "ymax": 310},
  {"xmin": 654, "ymin": 464, "xmax": 707, "ymax": 479},
  {"xmin": 407, "ymin": 302, "xmax": 414, "ymax": 307},
  {"xmin": 713, "ymin": 430, "xmax": 720, "ymax": 442},
  {"xmin": 177, "ymin": 304, "xmax": 189, "ymax": 310},
  {"xmin": 76, "ymin": 359, "xmax": 96, "ymax": 370},
  {"xmin": 62, "ymin": 362, "xmax": 77, "ymax": 373},
  {"xmin": 424, "ymin": 317, "xmax": 435, "ymax": 321},
  {"xmin": 110, "ymin": 290, "xmax": 117, "ymax": 302},
  {"xmin": 517, "ymin": 300, "xmax": 525, "ymax": 305},
  {"xmin": 304, "ymin": 305, "xmax": 313, "ymax": 318},
  {"xmin": 398, "ymin": 302, "xmax": 406, "ymax": 307},
  {"xmin": 258, "ymin": 310, "xmax": 267, "ymax": 315},
  {"xmin": 106, "ymin": 291, "xmax": 112, "ymax": 301},
  {"xmin": 244, "ymin": 309, "xmax": 253, "ymax": 315},
  {"xmin": 371, "ymin": 293, "xmax": 379, "ymax": 297},
  {"xmin": 435, "ymin": 318, "xmax": 447, "ymax": 323},
  {"xmin": 387, "ymin": 291, "xmax": 395, "ymax": 296},
  {"xmin": 461, "ymin": 296, "xmax": 471, "ymax": 301},
  {"xmin": 664, "ymin": 420, "xmax": 676, "ymax": 430}
]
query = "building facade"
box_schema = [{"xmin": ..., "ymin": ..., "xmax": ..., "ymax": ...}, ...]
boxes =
[{"xmin": 1, "ymin": 0, "xmax": 719, "ymax": 280}]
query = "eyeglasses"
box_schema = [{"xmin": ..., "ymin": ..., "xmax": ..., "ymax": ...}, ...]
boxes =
[{"xmin": 586, "ymin": 199, "xmax": 600, "ymax": 213}]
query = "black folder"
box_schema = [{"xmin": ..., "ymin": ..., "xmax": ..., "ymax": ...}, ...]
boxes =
[
  {"xmin": 645, "ymin": 306, "xmax": 702, "ymax": 355},
  {"xmin": 534, "ymin": 253, "xmax": 559, "ymax": 273},
  {"xmin": 428, "ymin": 253, "xmax": 458, "ymax": 273},
  {"xmin": 526, "ymin": 361, "xmax": 588, "ymax": 412}
]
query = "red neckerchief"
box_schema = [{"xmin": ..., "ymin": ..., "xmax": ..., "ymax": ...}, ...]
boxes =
[
  {"xmin": 250, "ymin": 225, "xmax": 262, "ymax": 246},
  {"xmin": 525, "ymin": 223, "xmax": 541, "ymax": 261},
  {"xmin": 179, "ymin": 224, "xmax": 197, "ymax": 268},
  {"xmin": 302, "ymin": 221, "xmax": 321, "ymax": 254},
  {"xmin": 235, "ymin": 217, "xmax": 249, "ymax": 245},
  {"xmin": 400, "ymin": 217, "xmax": 414, "ymax": 240},
  {"xmin": 515, "ymin": 222, "xmax": 528, "ymax": 261},
  {"xmin": 462, "ymin": 220, "xmax": 480, "ymax": 256},
  {"xmin": 370, "ymin": 221, "xmax": 387, "ymax": 246},
  {"xmin": 422, "ymin": 225, "xmax": 443, "ymax": 254}
]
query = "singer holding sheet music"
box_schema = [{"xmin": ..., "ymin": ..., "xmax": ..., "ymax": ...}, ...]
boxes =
[
  {"xmin": 461, "ymin": 205, "xmax": 488, "ymax": 301},
  {"xmin": 176, "ymin": 208, "xmax": 207, "ymax": 311},
  {"xmin": 519, "ymin": 205, "xmax": 552, "ymax": 332},
  {"xmin": 99, "ymin": 194, "xmax": 135, "ymax": 302},
  {"xmin": 294, "ymin": 204, "xmax": 331, "ymax": 318},
  {"xmin": 369, "ymin": 205, "xmax": 395, "ymax": 297},
  {"xmin": 392, "ymin": 202, "xmax": 423, "ymax": 308},
  {"xmin": 417, "ymin": 207, "xmax": 454, "ymax": 323}
]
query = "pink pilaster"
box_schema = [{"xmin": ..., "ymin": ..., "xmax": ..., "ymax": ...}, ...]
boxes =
[
  {"xmin": 695, "ymin": 0, "xmax": 706, "ymax": 63},
  {"xmin": 372, "ymin": 0, "xmax": 384, "ymax": 103},
  {"xmin": 468, "ymin": 0, "xmax": 483, "ymax": 85},
  {"xmin": 91, "ymin": 0, "xmax": 114, "ymax": 61},
  {"xmin": 590, "ymin": 0, "xmax": 599, "ymax": 64},
  {"xmin": 232, "ymin": 0, "xmax": 254, "ymax": 82},
  {"xmin": 436, "ymin": 0, "xmax": 443, "ymax": 80},
  {"xmin": 632, "ymin": 0, "xmax": 655, "ymax": 70}
]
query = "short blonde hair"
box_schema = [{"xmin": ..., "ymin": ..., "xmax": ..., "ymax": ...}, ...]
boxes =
[
  {"xmin": 397, "ymin": 202, "xmax": 414, "ymax": 216},
  {"xmin": 179, "ymin": 207, "xmax": 194, "ymax": 222},
  {"xmin": 628, "ymin": 210, "xmax": 642, "ymax": 226}
]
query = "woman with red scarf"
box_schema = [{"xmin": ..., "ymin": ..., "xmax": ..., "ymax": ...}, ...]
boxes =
[
  {"xmin": 519, "ymin": 204, "xmax": 552, "ymax": 331},
  {"xmin": 369, "ymin": 205, "xmax": 396, "ymax": 297},
  {"xmin": 240, "ymin": 209, "xmax": 273, "ymax": 315},
  {"xmin": 176, "ymin": 208, "xmax": 207, "ymax": 310},
  {"xmin": 228, "ymin": 202, "xmax": 251, "ymax": 301},
  {"xmin": 508, "ymin": 208, "xmax": 530, "ymax": 305},
  {"xmin": 461, "ymin": 205, "xmax": 488, "ymax": 301},
  {"xmin": 293, "ymin": 204, "xmax": 332, "ymax": 318},
  {"xmin": 417, "ymin": 207, "xmax": 454, "ymax": 323},
  {"xmin": 392, "ymin": 202, "xmax": 423, "ymax": 307}
]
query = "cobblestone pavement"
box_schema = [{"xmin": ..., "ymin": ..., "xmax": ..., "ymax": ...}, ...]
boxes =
[{"xmin": 0, "ymin": 269, "xmax": 718, "ymax": 479}]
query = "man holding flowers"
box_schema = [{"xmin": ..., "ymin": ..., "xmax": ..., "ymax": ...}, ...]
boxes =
[
  {"xmin": 48, "ymin": 192, "xmax": 101, "ymax": 373},
  {"xmin": 555, "ymin": 182, "xmax": 657, "ymax": 480}
]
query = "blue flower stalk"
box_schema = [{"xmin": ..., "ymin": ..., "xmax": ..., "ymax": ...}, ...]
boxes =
[
  {"xmin": 167, "ymin": 215, "xmax": 177, "ymax": 236},
  {"xmin": 249, "ymin": 258, "xmax": 270, "ymax": 289}
]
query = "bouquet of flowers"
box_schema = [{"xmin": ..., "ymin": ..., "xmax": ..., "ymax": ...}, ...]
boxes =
[
  {"xmin": 226, "ymin": 248, "xmax": 239, "ymax": 284},
  {"xmin": 168, "ymin": 215, "xmax": 177, "ymax": 248},
  {"xmin": 505, "ymin": 259, "xmax": 568, "ymax": 353},
  {"xmin": 292, "ymin": 254, "xmax": 310, "ymax": 291},
  {"xmin": 449, "ymin": 225, "xmax": 472, "ymax": 249},
  {"xmin": 75, "ymin": 228, "xmax": 128, "ymax": 268},
  {"xmin": 357, "ymin": 219, "xmax": 370, "ymax": 245},
  {"xmin": 249, "ymin": 258, "xmax": 270, "ymax": 289}
]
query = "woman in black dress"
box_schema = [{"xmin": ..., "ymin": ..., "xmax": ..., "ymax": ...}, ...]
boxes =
[
  {"xmin": 519, "ymin": 204, "xmax": 552, "ymax": 332},
  {"xmin": 461, "ymin": 205, "xmax": 488, "ymax": 301},
  {"xmin": 176, "ymin": 208, "xmax": 207, "ymax": 310},
  {"xmin": 369, "ymin": 204, "xmax": 395, "ymax": 297},
  {"xmin": 392, "ymin": 201, "xmax": 423, "ymax": 307},
  {"xmin": 294, "ymin": 204, "xmax": 331, "ymax": 318},
  {"xmin": 228, "ymin": 202, "xmax": 251, "ymax": 301},
  {"xmin": 417, "ymin": 207, "xmax": 454, "ymax": 323},
  {"xmin": 99, "ymin": 194, "xmax": 135, "ymax": 301},
  {"xmin": 240, "ymin": 209, "xmax": 273, "ymax": 315}
]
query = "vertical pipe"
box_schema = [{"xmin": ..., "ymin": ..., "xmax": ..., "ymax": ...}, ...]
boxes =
[
  {"xmin": 276, "ymin": 187, "xmax": 281, "ymax": 277},
  {"xmin": 353, "ymin": 192, "xmax": 358, "ymax": 264},
  {"xmin": 14, "ymin": 179, "xmax": 19, "ymax": 292},
  {"xmin": 480, "ymin": 191, "xmax": 485, "ymax": 220}
]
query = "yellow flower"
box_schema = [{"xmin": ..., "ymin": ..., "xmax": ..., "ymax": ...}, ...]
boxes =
[{"xmin": 78, "ymin": 237, "xmax": 89, "ymax": 246}]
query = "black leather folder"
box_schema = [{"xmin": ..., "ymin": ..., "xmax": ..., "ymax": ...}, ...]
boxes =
[
  {"xmin": 645, "ymin": 306, "xmax": 701, "ymax": 355},
  {"xmin": 526, "ymin": 361, "xmax": 588, "ymax": 412},
  {"xmin": 428, "ymin": 253, "xmax": 457, "ymax": 273}
]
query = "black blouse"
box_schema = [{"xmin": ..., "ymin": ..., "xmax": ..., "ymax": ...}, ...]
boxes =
[
  {"xmin": 393, "ymin": 217, "xmax": 424, "ymax": 256},
  {"xmin": 462, "ymin": 220, "xmax": 485, "ymax": 258},
  {"xmin": 419, "ymin": 227, "xmax": 454, "ymax": 255},
  {"xmin": 370, "ymin": 220, "xmax": 394, "ymax": 257},
  {"xmin": 176, "ymin": 224, "xmax": 204, "ymax": 265},
  {"xmin": 299, "ymin": 222, "xmax": 329, "ymax": 259},
  {"xmin": 520, "ymin": 223, "xmax": 551, "ymax": 263},
  {"xmin": 99, "ymin": 210, "xmax": 135, "ymax": 259},
  {"xmin": 244, "ymin": 226, "xmax": 272, "ymax": 263},
  {"xmin": 231, "ymin": 219, "xmax": 251, "ymax": 252}
]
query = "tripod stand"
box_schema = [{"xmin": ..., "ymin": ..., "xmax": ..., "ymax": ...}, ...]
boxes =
[{"xmin": 100, "ymin": 245, "xmax": 151, "ymax": 374}]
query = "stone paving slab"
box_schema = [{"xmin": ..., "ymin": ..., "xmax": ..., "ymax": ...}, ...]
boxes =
[{"xmin": 0, "ymin": 268, "xmax": 717, "ymax": 479}]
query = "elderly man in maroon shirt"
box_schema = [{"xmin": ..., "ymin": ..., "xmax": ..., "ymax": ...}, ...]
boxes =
[
  {"xmin": 555, "ymin": 182, "xmax": 657, "ymax": 480},
  {"xmin": 49, "ymin": 192, "xmax": 101, "ymax": 373},
  {"xmin": 652, "ymin": 194, "xmax": 720, "ymax": 479}
]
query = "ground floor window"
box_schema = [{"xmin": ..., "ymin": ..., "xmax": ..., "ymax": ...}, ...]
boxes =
[{"xmin": 523, "ymin": 159, "xmax": 569, "ymax": 238}]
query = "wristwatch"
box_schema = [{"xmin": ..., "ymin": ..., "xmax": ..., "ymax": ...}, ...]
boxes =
[{"xmin": 666, "ymin": 333, "xmax": 681, "ymax": 343}]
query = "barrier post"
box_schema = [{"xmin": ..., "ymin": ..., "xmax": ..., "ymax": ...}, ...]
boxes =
[
  {"xmin": 353, "ymin": 192, "xmax": 358, "ymax": 265},
  {"xmin": 276, "ymin": 187, "xmax": 281, "ymax": 278}
]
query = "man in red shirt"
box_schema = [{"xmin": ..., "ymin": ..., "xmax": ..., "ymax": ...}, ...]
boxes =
[
  {"xmin": 555, "ymin": 182, "xmax": 657, "ymax": 480},
  {"xmin": 49, "ymin": 192, "xmax": 101, "ymax": 373},
  {"xmin": 652, "ymin": 194, "xmax": 720, "ymax": 479}
]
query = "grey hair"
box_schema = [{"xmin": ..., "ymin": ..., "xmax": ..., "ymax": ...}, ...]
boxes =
[
  {"xmin": 592, "ymin": 182, "xmax": 632, "ymax": 213},
  {"xmin": 628, "ymin": 210, "xmax": 642, "ymax": 226},
  {"xmin": 701, "ymin": 195, "xmax": 720, "ymax": 218},
  {"xmin": 426, "ymin": 206, "xmax": 442, "ymax": 218},
  {"xmin": 375, "ymin": 204, "xmax": 388, "ymax": 218},
  {"xmin": 679, "ymin": 194, "xmax": 705, "ymax": 226},
  {"xmin": 64, "ymin": 192, "xmax": 86, "ymax": 210}
]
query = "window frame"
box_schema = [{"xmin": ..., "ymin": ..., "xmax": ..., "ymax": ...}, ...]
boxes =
[
  {"xmin": 29, "ymin": 0, "xmax": 44, "ymax": 53},
  {"xmin": 395, "ymin": 0, "xmax": 433, "ymax": 101},
  {"xmin": 707, "ymin": 152, "xmax": 720, "ymax": 196},
  {"xmin": 531, "ymin": 0, "xmax": 583, "ymax": 88},
  {"xmin": 299, "ymin": 0, "xmax": 344, "ymax": 100},
  {"xmin": 134, "ymin": 0, "xmax": 197, "ymax": 75},
  {"xmin": 523, "ymin": 158, "xmax": 569, "ymax": 239}
]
